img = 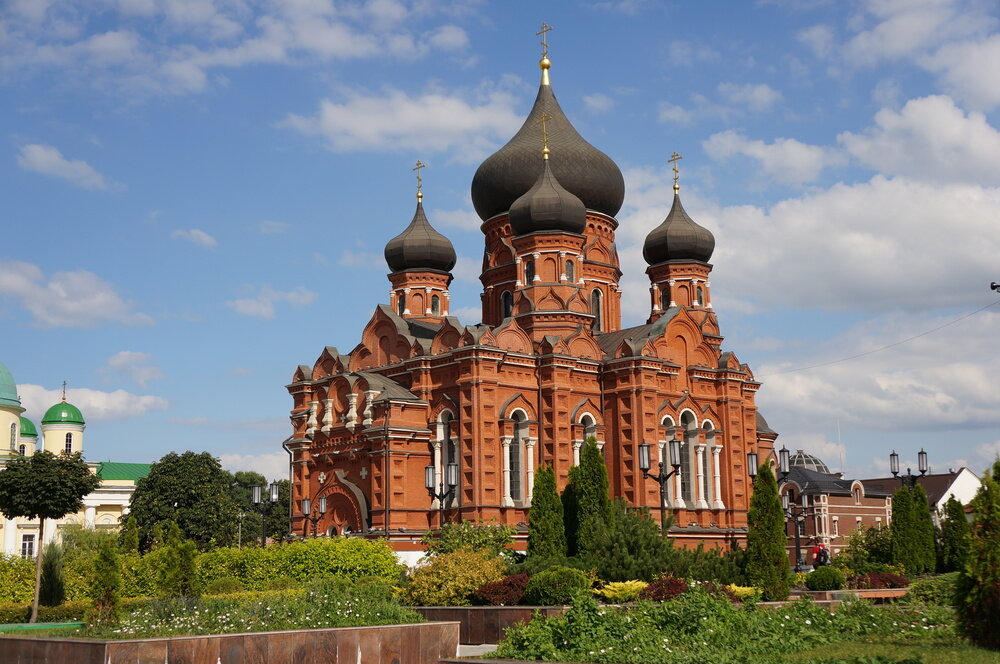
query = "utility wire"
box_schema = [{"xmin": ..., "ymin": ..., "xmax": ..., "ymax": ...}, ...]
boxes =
[{"xmin": 758, "ymin": 298, "xmax": 1000, "ymax": 378}]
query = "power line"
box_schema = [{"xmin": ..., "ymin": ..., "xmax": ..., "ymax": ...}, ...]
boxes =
[{"xmin": 758, "ymin": 298, "xmax": 1000, "ymax": 378}]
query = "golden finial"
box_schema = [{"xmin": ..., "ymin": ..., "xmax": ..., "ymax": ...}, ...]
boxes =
[
  {"xmin": 412, "ymin": 159, "xmax": 426, "ymax": 202},
  {"xmin": 534, "ymin": 111, "xmax": 552, "ymax": 159},
  {"xmin": 668, "ymin": 152, "xmax": 683, "ymax": 193},
  {"xmin": 61, "ymin": 381, "xmax": 67, "ymax": 403},
  {"xmin": 536, "ymin": 22, "xmax": 553, "ymax": 85}
]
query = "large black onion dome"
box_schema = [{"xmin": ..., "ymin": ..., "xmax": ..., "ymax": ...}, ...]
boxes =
[
  {"xmin": 384, "ymin": 200, "xmax": 457, "ymax": 273},
  {"xmin": 508, "ymin": 158, "xmax": 587, "ymax": 236},
  {"xmin": 471, "ymin": 77, "xmax": 624, "ymax": 221},
  {"xmin": 642, "ymin": 193, "xmax": 715, "ymax": 264}
]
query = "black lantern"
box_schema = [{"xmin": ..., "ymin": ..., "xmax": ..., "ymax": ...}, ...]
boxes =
[
  {"xmin": 918, "ymin": 449, "xmax": 928, "ymax": 474},
  {"xmin": 778, "ymin": 446, "xmax": 790, "ymax": 478},
  {"xmin": 890, "ymin": 450, "xmax": 900, "ymax": 476},
  {"xmin": 637, "ymin": 438, "xmax": 683, "ymax": 537},
  {"xmin": 747, "ymin": 452, "xmax": 758, "ymax": 478}
]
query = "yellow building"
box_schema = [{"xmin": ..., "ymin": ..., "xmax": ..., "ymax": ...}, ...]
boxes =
[{"xmin": 0, "ymin": 360, "xmax": 149, "ymax": 557}]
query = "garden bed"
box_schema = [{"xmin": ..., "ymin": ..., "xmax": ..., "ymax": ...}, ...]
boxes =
[
  {"xmin": 0, "ymin": 621, "xmax": 459, "ymax": 664},
  {"xmin": 414, "ymin": 607, "xmax": 567, "ymax": 645},
  {"xmin": 790, "ymin": 587, "xmax": 909, "ymax": 602}
]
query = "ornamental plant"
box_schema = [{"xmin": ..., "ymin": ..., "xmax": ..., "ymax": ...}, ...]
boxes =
[
  {"xmin": 912, "ymin": 483, "xmax": 937, "ymax": 574},
  {"xmin": 420, "ymin": 520, "xmax": 515, "ymax": 559},
  {"xmin": 596, "ymin": 499, "xmax": 669, "ymax": 582},
  {"xmin": 527, "ymin": 465, "xmax": 566, "ymax": 560},
  {"xmin": 805, "ymin": 565, "xmax": 845, "ymax": 591},
  {"xmin": 88, "ymin": 537, "xmax": 121, "ymax": 626},
  {"xmin": 402, "ymin": 549, "xmax": 507, "ymax": 606},
  {"xmin": 848, "ymin": 571, "xmax": 909, "ymax": 589},
  {"xmin": 745, "ymin": 464, "xmax": 789, "ymax": 601},
  {"xmin": 955, "ymin": 458, "xmax": 1000, "ymax": 650},
  {"xmin": 474, "ymin": 572, "xmax": 530, "ymax": 606},
  {"xmin": 524, "ymin": 566, "xmax": 591, "ymax": 605},
  {"xmin": 39, "ymin": 542, "xmax": 66, "ymax": 607},
  {"xmin": 567, "ymin": 439, "xmax": 614, "ymax": 559},
  {"xmin": 891, "ymin": 485, "xmax": 922, "ymax": 574},
  {"xmin": 937, "ymin": 496, "xmax": 970, "ymax": 573},
  {"xmin": 638, "ymin": 575, "xmax": 687, "ymax": 601},
  {"xmin": 593, "ymin": 580, "xmax": 647, "ymax": 603},
  {"xmin": 906, "ymin": 572, "xmax": 958, "ymax": 606}
]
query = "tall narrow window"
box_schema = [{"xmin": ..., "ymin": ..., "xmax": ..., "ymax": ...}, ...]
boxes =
[
  {"xmin": 64, "ymin": 433, "xmax": 73, "ymax": 454},
  {"xmin": 590, "ymin": 289, "xmax": 604, "ymax": 332},
  {"xmin": 524, "ymin": 260, "xmax": 535, "ymax": 284},
  {"xmin": 696, "ymin": 287, "xmax": 704, "ymax": 306},
  {"xmin": 501, "ymin": 291, "xmax": 514, "ymax": 319},
  {"xmin": 679, "ymin": 412, "xmax": 695, "ymax": 503},
  {"xmin": 397, "ymin": 293, "xmax": 405, "ymax": 316},
  {"xmin": 21, "ymin": 535, "xmax": 34, "ymax": 559},
  {"xmin": 442, "ymin": 412, "xmax": 457, "ymax": 506},
  {"xmin": 9, "ymin": 423, "xmax": 15, "ymax": 451},
  {"xmin": 19, "ymin": 444, "xmax": 26, "ymax": 456},
  {"xmin": 581, "ymin": 414, "xmax": 596, "ymax": 443},
  {"xmin": 661, "ymin": 286, "xmax": 670, "ymax": 309},
  {"xmin": 431, "ymin": 294, "xmax": 440, "ymax": 314},
  {"xmin": 510, "ymin": 411, "xmax": 526, "ymax": 502},
  {"xmin": 565, "ymin": 260, "xmax": 575, "ymax": 283}
]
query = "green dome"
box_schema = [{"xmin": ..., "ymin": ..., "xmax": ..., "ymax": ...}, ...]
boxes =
[
  {"xmin": 0, "ymin": 362, "xmax": 20, "ymax": 409},
  {"xmin": 42, "ymin": 401, "xmax": 85, "ymax": 426},
  {"xmin": 19, "ymin": 417, "xmax": 37, "ymax": 438}
]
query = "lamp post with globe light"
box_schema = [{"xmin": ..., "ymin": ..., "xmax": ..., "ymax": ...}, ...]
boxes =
[
  {"xmin": 301, "ymin": 496, "xmax": 326, "ymax": 537},
  {"xmin": 889, "ymin": 449, "xmax": 929, "ymax": 488},
  {"xmin": 638, "ymin": 438, "xmax": 682, "ymax": 535},
  {"xmin": 251, "ymin": 481, "xmax": 281, "ymax": 547}
]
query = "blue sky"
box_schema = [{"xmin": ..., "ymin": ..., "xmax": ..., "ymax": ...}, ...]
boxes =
[{"xmin": 2, "ymin": 0, "xmax": 999, "ymax": 482}]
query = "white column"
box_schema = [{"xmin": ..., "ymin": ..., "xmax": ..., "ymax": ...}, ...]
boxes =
[
  {"xmin": 431, "ymin": 441, "xmax": 442, "ymax": 509},
  {"xmin": 525, "ymin": 438, "xmax": 537, "ymax": 505},
  {"xmin": 712, "ymin": 447, "xmax": 725, "ymax": 509},
  {"xmin": 572, "ymin": 440, "xmax": 582, "ymax": 466},
  {"xmin": 345, "ymin": 393, "xmax": 358, "ymax": 428},
  {"xmin": 667, "ymin": 280, "xmax": 676, "ymax": 307},
  {"xmin": 695, "ymin": 444, "xmax": 709, "ymax": 509},
  {"xmin": 596, "ymin": 439, "xmax": 605, "ymax": 452},
  {"xmin": 650, "ymin": 285, "xmax": 660, "ymax": 312},
  {"xmin": 514, "ymin": 257, "xmax": 522, "ymax": 287},
  {"xmin": 558, "ymin": 251, "xmax": 567, "ymax": 282},
  {"xmin": 500, "ymin": 437, "xmax": 514, "ymax": 507},
  {"xmin": 705, "ymin": 281, "xmax": 712, "ymax": 309},
  {"xmin": 306, "ymin": 401, "xmax": 318, "ymax": 436},
  {"xmin": 402, "ymin": 288, "xmax": 411, "ymax": 314},
  {"xmin": 362, "ymin": 390, "xmax": 377, "ymax": 426},
  {"xmin": 442, "ymin": 291, "xmax": 450, "ymax": 316},
  {"xmin": 2, "ymin": 518, "xmax": 17, "ymax": 556},
  {"xmin": 424, "ymin": 287, "xmax": 433, "ymax": 314},
  {"xmin": 321, "ymin": 398, "xmax": 334, "ymax": 432},
  {"xmin": 85, "ymin": 506, "xmax": 96, "ymax": 530},
  {"xmin": 532, "ymin": 252, "xmax": 541, "ymax": 282}
]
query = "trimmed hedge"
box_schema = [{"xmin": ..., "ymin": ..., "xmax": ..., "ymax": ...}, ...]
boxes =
[
  {"xmin": 805, "ymin": 566, "xmax": 845, "ymax": 591},
  {"xmin": 524, "ymin": 566, "xmax": 591, "ymax": 605}
]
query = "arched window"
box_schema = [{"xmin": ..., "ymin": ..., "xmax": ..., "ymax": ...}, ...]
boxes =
[
  {"xmin": 679, "ymin": 411, "xmax": 696, "ymax": 503},
  {"xmin": 510, "ymin": 411, "xmax": 526, "ymax": 502},
  {"xmin": 853, "ymin": 487, "xmax": 862, "ymax": 504},
  {"xmin": 9, "ymin": 423, "xmax": 15, "ymax": 451},
  {"xmin": 397, "ymin": 293, "xmax": 405, "ymax": 316},
  {"xmin": 524, "ymin": 260, "xmax": 535, "ymax": 284},
  {"xmin": 431, "ymin": 294, "xmax": 440, "ymax": 315},
  {"xmin": 442, "ymin": 412, "xmax": 457, "ymax": 474},
  {"xmin": 661, "ymin": 286, "xmax": 670, "ymax": 309},
  {"xmin": 696, "ymin": 287, "xmax": 704, "ymax": 306},
  {"xmin": 565, "ymin": 260, "xmax": 575, "ymax": 283},
  {"xmin": 703, "ymin": 424, "xmax": 715, "ymax": 506},
  {"xmin": 501, "ymin": 291, "xmax": 514, "ymax": 319},
  {"xmin": 590, "ymin": 289, "xmax": 604, "ymax": 332},
  {"xmin": 581, "ymin": 414, "xmax": 596, "ymax": 443},
  {"xmin": 64, "ymin": 433, "xmax": 73, "ymax": 455},
  {"xmin": 18, "ymin": 444, "xmax": 26, "ymax": 456}
]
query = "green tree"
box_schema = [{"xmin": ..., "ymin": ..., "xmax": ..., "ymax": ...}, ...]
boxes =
[
  {"xmin": 0, "ymin": 450, "xmax": 101, "ymax": 622},
  {"xmin": 229, "ymin": 471, "xmax": 291, "ymax": 545},
  {"xmin": 152, "ymin": 521, "xmax": 199, "ymax": 598},
  {"xmin": 597, "ymin": 499, "xmax": 670, "ymax": 582},
  {"xmin": 39, "ymin": 542, "xmax": 65, "ymax": 607},
  {"xmin": 527, "ymin": 465, "xmax": 566, "ymax": 560},
  {"xmin": 745, "ymin": 464, "xmax": 789, "ymax": 601},
  {"xmin": 420, "ymin": 520, "xmax": 515, "ymax": 558},
  {"xmin": 89, "ymin": 537, "xmax": 121, "ymax": 626},
  {"xmin": 569, "ymin": 439, "xmax": 614, "ymax": 559},
  {"xmin": 128, "ymin": 451, "xmax": 240, "ymax": 550},
  {"xmin": 955, "ymin": 459, "xmax": 1000, "ymax": 650},
  {"xmin": 937, "ymin": 496, "xmax": 970, "ymax": 572},
  {"xmin": 119, "ymin": 515, "xmax": 140, "ymax": 553},
  {"xmin": 912, "ymin": 483, "xmax": 937, "ymax": 574},
  {"xmin": 891, "ymin": 485, "xmax": 919, "ymax": 574}
]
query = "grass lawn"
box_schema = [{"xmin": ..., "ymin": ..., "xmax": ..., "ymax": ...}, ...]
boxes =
[{"xmin": 786, "ymin": 640, "xmax": 1000, "ymax": 664}]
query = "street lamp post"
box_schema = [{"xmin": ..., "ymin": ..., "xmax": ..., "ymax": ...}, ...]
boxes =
[
  {"xmin": 889, "ymin": 449, "xmax": 929, "ymax": 488},
  {"xmin": 775, "ymin": 445, "xmax": 818, "ymax": 572},
  {"xmin": 301, "ymin": 496, "xmax": 327, "ymax": 537},
  {"xmin": 638, "ymin": 438, "xmax": 682, "ymax": 535},
  {"xmin": 425, "ymin": 462, "xmax": 459, "ymax": 529},
  {"xmin": 251, "ymin": 481, "xmax": 281, "ymax": 547}
]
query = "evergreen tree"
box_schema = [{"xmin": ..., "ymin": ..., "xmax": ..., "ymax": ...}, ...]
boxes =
[
  {"xmin": 597, "ymin": 499, "xmax": 669, "ymax": 581},
  {"xmin": 561, "ymin": 481, "xmax": 580, "ymax": 557},
  {"xmin": 153, "ymin": 522, "xmax": 200, "ymax": 598},
  {"xmin": 911, "ymin": 483, "xmax": 937, "ymax": 574},
  {"xmin": 955, "ymin": 459, "xmax": 1000, "ymax": 650},
  {"xmin": 745, "ymin": 464, "xmax": 789, "ymax": 601},
  {"xmin": 89, "ymin": 537, "xmax": 121, "ymax": 626},
  {"xmin": 937, "ymin": 496, "xmax": 970, "ymax": 572},
  {"xmin": 119, "ymin": 515, "xmax": 140, "ymax": 554},
  {"xmin": 527, "ymin": 465, "xmax": 566, "ymax": 560},
  {"xmin": 569, "ymin": 439, "xmax": 614, "ymax": 559},
  {"xmin": 39, "ymin": 542, "xmax": 65, "ymax": 607},
  {"xmin": 891, "ymin": 485, "xmax": 919, "ymax": 574}
]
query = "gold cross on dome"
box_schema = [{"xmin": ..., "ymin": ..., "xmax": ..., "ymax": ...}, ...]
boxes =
[
  {"xmin": 668, "ymin": 152, "xmax": 683, "ymax": 191},
  {"xmin": 534, "ymin": 111, "xmax": 553, "ymax": 156},
  {"xmin": 61, "ymin": 380, "xmax": 67, "ymax": 402},
  {"xmin": 536, "ymin": 22, "xmax": 553, "ymax": 59},
  {"xmin": 412, "ymin": 159, "xmax": 426, "ymax": 200}
]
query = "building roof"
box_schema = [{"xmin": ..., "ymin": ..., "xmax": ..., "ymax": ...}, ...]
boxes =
[
  {"xmin": 862, "ymin": 469, "xmax": 970, "ymax": 506},
  {"xmin": 0, "ymin": 361, "xmax": 20, "ymax": 409},
  {"xmin": 508, "ymin": 158, "xmax": 587, "ymax": 236},
  {"xmin": 19, "ymin": 416, "xmax": 37, "ymax": 438},
  {"xmin": 642, "ymin": 192, "xmax": 716, "ymax": 265},
  {"xmin": 96, "ymin": 461, "xmax": 152, "ymax": 481},
  {"xmin": 789, "ymin": 449, "xmax": 831, "ymax": 474},
  {"xmin": 755, "ymin": 412, "xmax": 776, "ymax": 435},
  {"xmin": 470, "ymin": 61, "xmax": 624, "ymax": 221},
  {"xmin": 384, "ymin": 200, "xmax": 457, "ymax": 273},
  {"xmin": 783, "ymin": 465, "xmax": 892, "ymax": 498},
  {"xmin": 42, "ymin": 401, "xmax": 85, "ymax": 425},
  {"xmin": 595, "ymin": 309, "xmax": 679, "ymax": 356}
]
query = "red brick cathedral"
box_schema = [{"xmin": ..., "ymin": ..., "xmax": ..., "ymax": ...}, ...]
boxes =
[{"xmin": 284, "ymin": 53, "xmax": 777, "ymax": 558}]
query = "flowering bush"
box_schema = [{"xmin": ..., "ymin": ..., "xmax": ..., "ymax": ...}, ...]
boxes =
[
  {"xmin": 805, "ymin": 566, "xmax": 845, "ymax": 591},
  {"xmin": 638, "ymin": 575, "xmax": 687, "ymax": 601},
  {"xmin": 593, "ymin": 580, "xmax": 647, "ymax": 603},
  {"xmin": 848, "ymin": 571, "xmax": 910, "ymax": 589},
  {"xmin": 725, "ymin": 584, "xmax": 762, "ymax": 603},
  {"xmin": 474, "ymin": 573, "xmax": 530, "ymax": 606},
  {"xmin": 402, "ymin": 549, "xmax": 507, "ymax": 606}
]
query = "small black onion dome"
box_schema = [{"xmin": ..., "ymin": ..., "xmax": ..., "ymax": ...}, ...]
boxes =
[
  {"xmin": 642, "ymin": 193, "xmax": 715, "ymax": 264},
  {"xmin": 384, "ymin": 200, "xmax": 457, "ymax": 273},
  {"xmin": 508, "ymin": 159, "xmax": 587, "ymax": 236},
  {"xmin": 471, "ymin": 78, "xmax": 624, "ymax": 221}
]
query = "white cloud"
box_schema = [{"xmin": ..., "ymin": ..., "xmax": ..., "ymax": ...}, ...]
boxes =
[
  {"xmin": 583, "ymin": 93, "xmax": 615, "ymax": 114},
  {"xmin": 658, "ymin": 102, "xmax": 694, "ymax": 124},
  {"xmin": 703, "ymin": 130, "xmax": 843, "ymax": 184},
  {"xmin": 337, "ymin": 251, "xmax": 383, "ymax": 268},
  {"xmin": 431, "ymin": 206, "xmax": 480, "ymax": 231},
  {"xmin": 921, "ymin": 33, "xmax": 1000, "ymax": 111},
  {"xmin": 426, "ymin": 24, "xmax": 468, "ymax": 51},
  {"xmin": 259, "ymin": 220, "xmax": 290, "ymax": 234},
  {"xmin": 665, "ymin": 41, "xmax": 719, "ymax": 66},
  {"xmin": 0, "ymin": 260, "xmax": 153, "ymax": 327},
  {"xmin": 716, "ymin": 82, "xmax": 783, "ymax": 112},
  {"xmin": 838, "ymin": 95, "xmax": 1000, "ymax": 185},
  {"xmin": 101, "ymin": 351, "xmax": 163, "ymax": 388},
  {"xmin": 170, "ymin": 228, "xmax": 217, "ymax": 249},
  {"xmin": 797, "ymin": 24, "xmax": 835, "ymax": 59},
  {"xmin": 16, "ymin": 144, "xmax": 109, "ymax": 190},
  {"xmin": 451, "ymin": 256, "xmax": 479, "ymax": 283},
  {"xmin": 226, "ymin": 285, "xmax": 316, "ymax": 319},
  {"xmin": 974, "ymin": 440, "xmax": 1000, "ymax": 467},
  {"xmin": 281, "ymin": 87, "xmax": 521, "ymax": 162},
  {"xmin": 451, "ymin": 305, "xmax": 482, "ymax": 323},
  {"xmin": 17, "ymin": 384, "xmax": 169, "ymax": 422},
  {"xmin": 219, "ymin": 452, "xmax": 289, "ymax": 482}
]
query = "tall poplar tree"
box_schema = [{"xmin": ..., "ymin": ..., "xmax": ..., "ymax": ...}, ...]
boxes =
[
  {"xmin": 745, "ymin": 464, "xmax": 789, "ymax": 601},
  {"xmin": 891, "ymin": 485, "xmax": 919, "ymax": 574},
  {"xmin": 569, "ymin": 439, "xmax": 614, "ymax": 559},
  {"xmin": 955, "ymin": 459, "xmax": 1000, "ymax": 650},
  {"xmin": 937, "ymin": 496, "xmax": 970, "ymax": 572},
  {"xmin": 527, "ymin": 465, "xmax": 566, "ymax": 560},
  {"xmin": 912, "ymin": 483, "xmax": 937, "ymax": 573}
]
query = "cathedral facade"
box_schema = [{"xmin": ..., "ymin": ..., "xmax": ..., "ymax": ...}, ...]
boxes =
[{"xmin": 284, "ymin": 54, "xmax": 776, "ymax": 560}]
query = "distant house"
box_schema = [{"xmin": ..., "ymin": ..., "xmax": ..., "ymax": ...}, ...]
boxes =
[{"xmin": 862, "ymin": 468, "xmax": 981, "ymax": 526}]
